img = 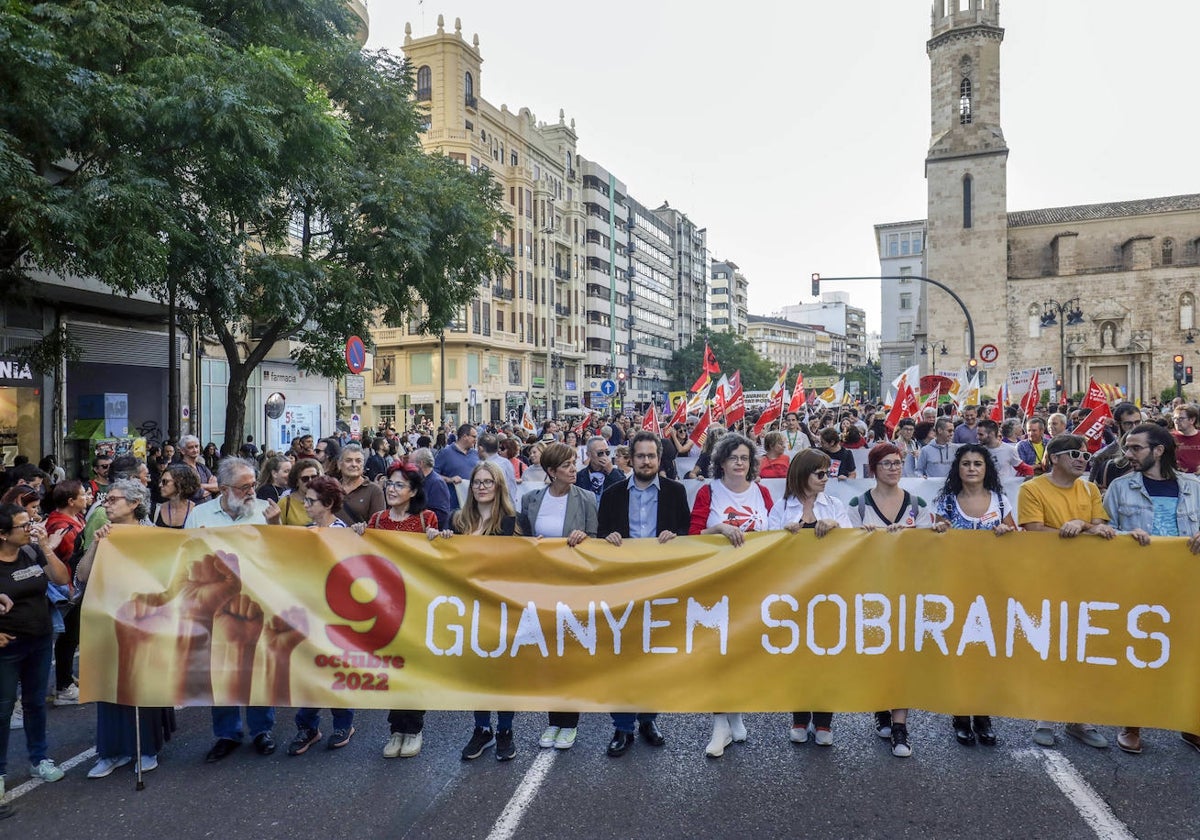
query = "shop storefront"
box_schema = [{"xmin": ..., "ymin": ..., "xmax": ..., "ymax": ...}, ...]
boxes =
[
  {"xmin": 0, "ymin": 357, "xmax": 43, "ymax": 466},
  {"xmin": 258, "ymin": 362, "xmax": 336, "ymax": 452}
]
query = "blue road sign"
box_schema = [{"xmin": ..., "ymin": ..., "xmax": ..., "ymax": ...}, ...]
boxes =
[{"xmin": 600, "ymin": 379, "xmax": 617, "ymax": 396}]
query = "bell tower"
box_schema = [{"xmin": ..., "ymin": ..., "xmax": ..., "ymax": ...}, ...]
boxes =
[{"xmin": 923, "ymin": 0, "xmax": 1009, "ymax": 383}]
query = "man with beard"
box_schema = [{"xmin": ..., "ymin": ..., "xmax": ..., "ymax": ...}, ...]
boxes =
[
  {"xmin": 597, "ymin": 431, "xmax": 690, "ymax": 757},
  {"xmin": 1102, "ymin": 423, "xmax": 1200, "ymax": 754},
  {"xmin": 185, "ymin": 458, "xmax": 282, "ymax": 762}
]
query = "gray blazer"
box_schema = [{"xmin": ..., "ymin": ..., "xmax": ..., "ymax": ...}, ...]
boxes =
[{"xmin": 520, "ymin": 485, "xmax": 598, "ymax": 537}]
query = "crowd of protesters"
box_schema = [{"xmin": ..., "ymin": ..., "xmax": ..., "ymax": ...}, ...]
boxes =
[{"xmin": 0, "ymin": 393, "xmax": 1198, "ymax": 817}]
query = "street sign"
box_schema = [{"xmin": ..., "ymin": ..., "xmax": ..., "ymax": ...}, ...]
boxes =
[
  {"xmin": 344, "ymin": 336, "xmax": 366, "ymax": 374},
  {"xmin": 599, "ymin": 379, "xmax": 617, "ymax": 396},
  {"xmin": 344, "ymin": 374, "xmax": 365, "ymax": 401},
  {"xmin": 350, "ymin": 413, "xmax": 361, "ymax": 435},
  {"xmin": 979, "ymin": 344, "xmax": 999, "ymax": 364}
]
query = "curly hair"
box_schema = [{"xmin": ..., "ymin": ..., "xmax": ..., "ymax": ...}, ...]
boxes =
[
  {"xmin": 934, "ymin": 443, "xmax": 1004, "ymax": 504},
  {"xmin": 711, "ymin": 432, "xmax": 759, "ymax": 482}
]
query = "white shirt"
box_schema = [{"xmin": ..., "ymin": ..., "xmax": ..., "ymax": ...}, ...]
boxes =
[
  {"xmin": 706, "ymin": 481, "xmax": 770, "ymax": 532},
  {"xmin": 534, "ymin": 490, "xmax": 570, "ymax": 537},
  {"xmin": 985, "ymin": 442, "xmax": 1024, "ymax": 480}
]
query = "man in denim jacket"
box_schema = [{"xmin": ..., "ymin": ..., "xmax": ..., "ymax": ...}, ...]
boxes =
[{"xmin": 1101, "ymin": 422, "xmax": 1200, "ymax": 755}]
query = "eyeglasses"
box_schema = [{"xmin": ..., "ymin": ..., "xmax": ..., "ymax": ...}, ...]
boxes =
[
  {"xmin": 471, "ymin": 478, "xmax": 496, "ymax": 489},
  {"xmin": 298, "ymin": 474, "xmax": 318, "ymax": 483},
  {"xmin": 384, "ymin": 481, "xmax": 411, "ymax": 491},
  {"xmin": 813, "ymin": 471, "xmax": 829, "ymax": 480},
  {"xmin": 227, "ymin": 482, "xmax": 256, "ymax": 494},
  {"xmin": 302, "ymin": 496, "xmax": 320, "ymax": 505},
  {"xmin": 104, "ymin": 496, "xmax": 128, "ymax": 504},
  {"xmin": 877, "ymin": 460, "xmax": 904, "ymax": 469},
  {"xmin": 725, "ymin": 454, "xmax": 751, "ymax": 463},
  {"xmin": 96, "ymin": 464, "xmax": 110, "ymax": 471},
  {"xmin": 159, "ymin": 478, "xmax": 173, "ymax": 485},
  {"xmin": 1054, "ymin": 449, "xmax": 1092, "ymax": 462}
]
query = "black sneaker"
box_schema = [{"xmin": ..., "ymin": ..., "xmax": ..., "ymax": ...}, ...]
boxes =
[
  {"xmin": 495, "ymin": 729, "xmax": 516, "ymax": 761},
  {"xmin": 327, "ymin": 726, "xmax": 355, "ymax": 750},
  {"xmin": 874, "ymin": 711, "xmax": 892, "ymax": 739},
  {"xmin": 461, "ymin": 727, "xmax": 495, "ymax": 760},
  {"xmin": 891, "ymin": 722, "xmax": 912, "ymax": 758},
  {"xmin": 287, "ymin": 727, "xmax": 321, "ymax": 756}
]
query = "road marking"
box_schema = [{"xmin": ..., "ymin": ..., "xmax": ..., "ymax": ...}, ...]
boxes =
[
  {"xmin": 486, "ymin": 749, "xmax": 556, "ymax": 840},
  {"xmin": 4, "ymin": 747, "xmax": 96, "ymax": 802},
  {"xmin": 1016, "ymin": 748, "xmax": 1137, "ymax": 840}
]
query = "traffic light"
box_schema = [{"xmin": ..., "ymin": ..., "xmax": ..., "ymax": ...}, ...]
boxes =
[
  {"xmin": 1175, "ymin": 354, "xmax": 1186, "ymax": 381},
  {"xmin": 1187, "ymin": 365, "xmax": 1195, "ymax": 385},
  {"xmin": 811, "ymin": 273, "xmax": 820, "ymax": 298},
  {"xmin": 967, "ymin": 358, "xmax": 978, "ymax": 374},
  {"xmin": 1055, "ymin": 377, "xmax": 1064, "ymax": 392}
]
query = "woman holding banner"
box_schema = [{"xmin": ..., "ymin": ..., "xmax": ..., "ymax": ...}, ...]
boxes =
[
  {"xmin": 75, "ymin": 480, "xmax": 177, "ymax": 779},
  {"xmin": 518, "ymin": 443, "xmax": 596, "ymax": 752},
  {"xmin": 848, "ymin": 444, "xmax": 933, "ymax": 758},
  {"xmin": 689, "ymin": 433, "xmax": 774, "ymax": 758},
  {"xmin": 931, "ymin": 443, "xmax": 1017, "ymax": 748},
  {"xmin": 765, "ymin": 449, "xmax": 852, "ymax": 750},
  {"xmin": 431, "ymin": 461, "xmax": 531, "ymax": 762}
]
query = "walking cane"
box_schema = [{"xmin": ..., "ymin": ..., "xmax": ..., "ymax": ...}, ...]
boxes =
[{"xmin": 134, "ymin": 706, "xmax": 145, "ymax": 791}]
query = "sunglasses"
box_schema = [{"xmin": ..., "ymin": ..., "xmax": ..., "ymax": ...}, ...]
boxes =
[
  {"xmin": 1054, "ymin": 449, "xmax": 1092, "ymax": 462},
  {"xmin": 813, "ymin": 470, "xmax": 829, "ymax": 480},
  {"xmin": 298, "ymin": 474, "xmax": 318, "ymax": 483}
]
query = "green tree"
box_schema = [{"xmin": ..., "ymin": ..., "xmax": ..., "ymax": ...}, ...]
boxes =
[{"xmin": 668, "ymin": 330, "xmax": 776, "ymax": 391}]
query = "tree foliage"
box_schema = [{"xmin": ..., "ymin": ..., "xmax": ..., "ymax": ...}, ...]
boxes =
[
  {"xmin": 668, "ymin": 330, "xmax": 777, "ymax": 391},
  {"xmin": 2, "ymin": 0, "xmax": 511, "ymax": 445}
]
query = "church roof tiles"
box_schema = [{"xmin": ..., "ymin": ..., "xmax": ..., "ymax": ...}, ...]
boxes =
[{"xmin": 1007, "ymin": 194, "xmax": 1200, "ymax": 227}]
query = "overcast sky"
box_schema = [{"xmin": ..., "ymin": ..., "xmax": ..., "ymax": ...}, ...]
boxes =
[{"xmin": 366, "ymin": 1, "xmax": 1200, "ymax": 337}]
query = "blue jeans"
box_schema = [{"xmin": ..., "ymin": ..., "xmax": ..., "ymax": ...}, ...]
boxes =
[
  {"xmin": 473, "ymin": 711, "xmax": 514, "ymax": 731},
  {"xmin": 211, "ymin": 706, "xmax": 275, "ymax": 740},
  {"xmin": 611, "ymin": 712, "xmax": 657, "ymax": 734},
  {"xmin": 0, "ymin": 633, "xmax": 54, "ymax": 775},
  {"xmin": 295, "ymin": 708, "xmax": 354, "ymax": 732}
]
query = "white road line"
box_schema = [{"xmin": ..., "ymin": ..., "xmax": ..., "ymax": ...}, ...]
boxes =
[
  {"xmin": 3, "ymin": 747, "xmax": 96, "ymax": 802},
  {"xmin": 1016, "ymin": 748, "xmax": 1137, "ymax": 840},
  {"xmin": 486, "ymin": 749, "xmax": 557, "ymax": 840}
]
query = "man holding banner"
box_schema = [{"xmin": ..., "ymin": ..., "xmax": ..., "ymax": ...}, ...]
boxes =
[
  {"xmin": 598, "ymin": 431, "xmax": 691, "ymax": 757},
  {"xmin": 1018, "ymin": 435, "xmax": 1116, "ymax": 750},
  {"xmin": 1101, "ymin": 423, "xmax": 1200, "ymax": 754}
]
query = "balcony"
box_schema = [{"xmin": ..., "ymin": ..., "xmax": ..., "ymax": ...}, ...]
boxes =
[
  {"xmin": 496, "ymin": 244, "xmax": 514, "ymax": 257},
  {"xmin": 465, "ymin": 95, "xmax": 478, "ymax": 110},
  {"xmin": 555, "ymin": 304, "xmax": 571, "ymax": 316},
  {"xmin": 555, "ymin": 268, "xmax": 572, "ymax": 281},
  {"xmin": 491, "ymin": 284, "xmax": 514, "ymax": 301}
]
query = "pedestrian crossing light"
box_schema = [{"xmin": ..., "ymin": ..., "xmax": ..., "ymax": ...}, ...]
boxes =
[
  {"xmin": 1187, "ymin": 365, "xmax": 1195, "ymax": 385},
  {"xmin": 1175, "ymin": 354, "xmax": 1186, "ymax": 381}
]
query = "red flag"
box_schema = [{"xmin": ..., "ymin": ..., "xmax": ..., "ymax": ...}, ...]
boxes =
[
  {"xmin": 570, "ymin": 410, "xmax": 593, "ymax": 437},
  {"xmin": 1080, "ymin": 377, "xmax": 1108, "ymax": 411},
  {"xmin": 920, "ymin": 383, "xmax": 940, "ymax": 414},
  {"xmin": 711, "ymin": 375, "xmax": 729, "ymax": 423},
  {"xmin": 641, "ymin": 402, "xmax": 660, "ymax": 435},
  {"xmin": 990, "ymin": 382, "xmax": 1007, "ymax": 423},
  {"xmin": 751, "ymin": 368, "xmax": 788, "ymax": 437},
  {"xmin": 703, "ymin": 342, "xmax": 721, "ymax": 376},
  {"xmin": 689, "ymin": 406, "xmax": 713, "ymax": 447},
  {"xmin": 725, "ymin": 371, "xmax": 746, "ymax": 424},
  {"xmin": 1074, "ymin": 402, "xmax": 1113, "ymax": 453},
  {"xmin": 787, "ymin": 371, "xmax": 806, "ymax": 414},
  {"xmin": 886, "ymin": 380, "xmax": 919, "ymax": 433},
  {"xmin": 689, "ymin": 370, "xmax": 710, "ymax": 394},
  {"xmin": 1019, "ymin": 370, "xmax": 1040, "ymax": 417},
  {"xmin": 664, "ymin": 394, "xmax": 688, "ymax": 430}
]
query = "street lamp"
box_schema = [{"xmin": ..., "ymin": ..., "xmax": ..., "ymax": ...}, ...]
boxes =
[
  {"xmin": 1040, "ymin": 298, "xmax": 1084, "ymax": 401},
  {"xmin": 920, "ymin": 341, "xmax": 950, "ymax": 356}
]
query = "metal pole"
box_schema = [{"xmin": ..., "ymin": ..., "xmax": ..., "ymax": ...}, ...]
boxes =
[
  {"xmin": 439, "ymin": 332, "xmax": 446, "ymax": 427},
  {"xmin": 1059, "ymin": 318, "xmax": 1066, "ymax": 404}
]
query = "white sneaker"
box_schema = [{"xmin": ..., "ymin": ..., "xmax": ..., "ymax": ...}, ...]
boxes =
[
  {"xmin": 54, "ymin": 685, "xmax": 80, "ymax": 706},
  {"xmin": 88, "ymin": 756, "xmax": 132, "ymax": 779},
  {"xmin": 813, "ymin": 727, "xmax": 834, "ymax": 747},
  {"xmin": 728, "ymin": 714, "xmax": 747, "ymax": 743},
  {"xmin": 789, "ymin": 725, "xmax": 810, "ymax": 744},
  {"xmin": 554, "ymin": 727, "xmax": 577, "ymax": 750},
  {"xmin": 134, "ymin": 755, "xmax": 158, "ymax": 773},
  {"xmin": 31, "ymin": 759, "xmax": 65, "ymax": 782},
  {"xmin": 705, "ymin": 714, "xmax": 733, "ymax": 757},
  {"xmin": 383, "ymin": 732, "xmax": 405, "ymax": 758},
  {"xmin": 9, "ymin": 705, "xmax": 22, "ymax": 730},
  {"xmin": 399, "ymin": 733, "xmax": 422, "ymax": 758},
  {"xmin": 538, "ymin": 726, "xmax": 561, "ymax": 748}
]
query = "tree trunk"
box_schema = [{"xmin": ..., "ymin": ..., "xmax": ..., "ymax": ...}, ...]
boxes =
[{"xmin": 223, "ymin": 360, "xmax": 250, "ymax": 457}]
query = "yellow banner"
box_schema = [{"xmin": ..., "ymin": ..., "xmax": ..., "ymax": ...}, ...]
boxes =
[{"xmin": 80, "ymin": 527, "xmax": 1200, "ymax": 732}]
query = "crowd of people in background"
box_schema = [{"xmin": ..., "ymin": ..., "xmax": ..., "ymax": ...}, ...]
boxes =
[{"xmin": 1, "ymin": 392, "xmax": 1198, "ymax": 817}]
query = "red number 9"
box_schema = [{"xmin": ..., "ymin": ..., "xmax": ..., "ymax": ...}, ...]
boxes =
[{"xmin": 324, "ymin": 554, "xmax": 406, "ymax": 652}]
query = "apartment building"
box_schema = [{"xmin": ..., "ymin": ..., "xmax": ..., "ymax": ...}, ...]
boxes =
[{"xmin": 710, "ymin": 259, "xmax": 749, "ymax": 336}]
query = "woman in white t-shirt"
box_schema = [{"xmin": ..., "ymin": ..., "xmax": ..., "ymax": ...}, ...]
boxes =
[
  {"xmin": 688, "ymin": 433, "xmax": 774, "ymax": 758},
  {"xmin": 518, "ymin": 443, "xmax": 596, "ymax": 752}
]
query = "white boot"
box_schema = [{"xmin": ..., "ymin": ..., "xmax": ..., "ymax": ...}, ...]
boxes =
[
  {"xmin": 728, "ymin": 713, "xmax": 747, "ymax": 742},
  {"xmin": 706, "ymin": 713, "xmax": 733, "ymax": 757}
]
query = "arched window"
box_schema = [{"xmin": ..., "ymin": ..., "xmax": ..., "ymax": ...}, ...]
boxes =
[
  {"xmin": 1028, "ymin": 303, "xmax": 1042, "ymax": 338},
  {"xmin": 962, "ymin": 174, "xmax": 973, "ymax": 229},
  {"xmin": 1162, "ymin": 238, "xmax": 1175, "ymax": 266},
  {"xmin": 464, "ymin": 72, "xmax": 475, "ymax": 107},
  {"xmin": 959, "ymin": 78, "xmax": 973, "ymax": 124},
  {"xmin": 1182, "ymin": 292, "xmax": 1196, "ymax": 331},
  {"xmin": 416, "ymin": 65, "xmax": 431, "ymax": 101}
]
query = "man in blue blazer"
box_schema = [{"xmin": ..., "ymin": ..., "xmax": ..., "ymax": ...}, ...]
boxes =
[{"xmin": 596, "ymin": 431, "xmax": 691, "ymax": 757}]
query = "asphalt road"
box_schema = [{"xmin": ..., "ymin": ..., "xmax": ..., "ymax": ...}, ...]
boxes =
[{"xmin": 3, "ymin": 704, "xmax": 1198, "ymax": 839}]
